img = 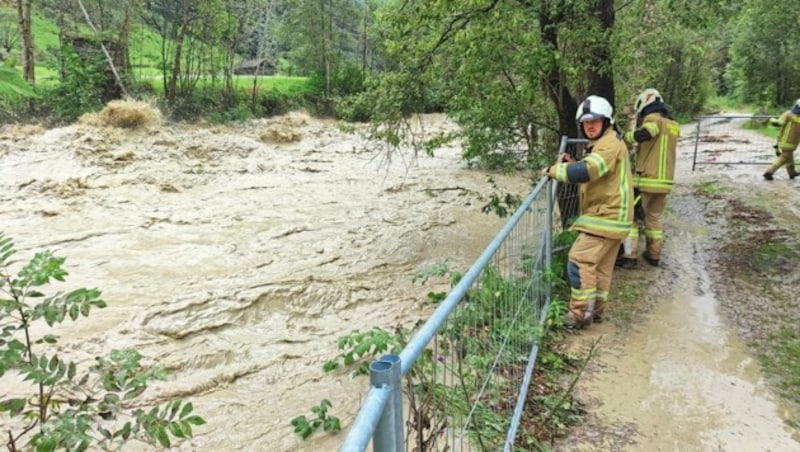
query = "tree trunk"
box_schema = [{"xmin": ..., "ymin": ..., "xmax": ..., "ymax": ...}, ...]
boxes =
[
  {"xmin": 361, "ymin": 4, "xmax": 368, "ymax": 75},
  {"xmin": 168, "ymin": 13, "xmax": 187, "ymax": 104},
  {"xmin": 16, "ymin": 0, "xmax": 34, "ymax": 86},
  {"xmin": 539, "ymin": 1, "xmax": 579, "ymax": 229},
  {"xmin": 587, "ymin": 0, "xmax": 615, "ymax": 105},
  {"xmin": 324, "ymin": 0, "xmax": 332, "ymax": 96}
]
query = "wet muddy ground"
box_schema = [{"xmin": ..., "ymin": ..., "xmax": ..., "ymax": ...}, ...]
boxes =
[{"xmin": 557, "ymin": 117, "xmax": 800, "ymax": 451}]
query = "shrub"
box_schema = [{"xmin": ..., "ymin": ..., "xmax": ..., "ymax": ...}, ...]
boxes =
[{"xmin": 0, "ymin": 233, "xmax": 204, "ymax": 450}]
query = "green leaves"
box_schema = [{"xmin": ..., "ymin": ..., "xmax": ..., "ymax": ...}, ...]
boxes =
[
  {"xmin": 136, "ymin": 400, "xmax": 206, "ymax": 448},
  {"xmin": 291, "ymin": 399, "xmax": 341, "ymax": 440},
  {"xmin": 0, "ymin": 398, "xmax": 27, "ymax": 416},
  {"xmin": 91, "ymin": 348, "xmax": 166, "ymax": 399},
  {"xmin": 30, "ymin": 287, "xmax": 107, "ymax": 327},
  {"xmin": 325, "ymin": 327, "xmax": 405, "ymax": 376},
  {"xmin": 0, "ymin": 233, "xmax": 204, "ymax": 450},
  {"xmin": 20, "ymin": 353, "xmax": 71, "ymax": 386},
  {"xmin": 18, "ymin": 251, "xmax": 68, "ymax": 287},
  {"xmin": 0, "ymin": 65, "xmax": 37, "ymax": 99},
  {"xmin": 0, "ymin": 233, "xmax": 15, "ymax": 267}
]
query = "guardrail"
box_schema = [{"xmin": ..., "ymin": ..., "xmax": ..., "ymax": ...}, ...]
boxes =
[{"xmin": 340, "ymin": 137, "xmax": 586, "ymax": 451}]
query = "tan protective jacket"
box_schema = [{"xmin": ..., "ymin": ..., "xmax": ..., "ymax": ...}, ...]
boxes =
[
  {"xmin": 772, "ymin": 111, "xmax": 800, "ymax": 151},
  {"xmin": 549, "ymin": 128, "xmax": 633, "ymax": 240},
  {"xmin": 628, "ymin": 113, "xmax": 679, "ymax": 194}
]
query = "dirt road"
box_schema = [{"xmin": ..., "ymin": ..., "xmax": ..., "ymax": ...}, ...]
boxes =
[{"xmin": 558, "ymin": 118, "xmax": 800, "ymax": 451}]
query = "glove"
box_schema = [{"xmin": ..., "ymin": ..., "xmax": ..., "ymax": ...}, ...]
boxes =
[
  {"xmin": 624, "ymin": 130, "xmax": 635, "ymax": 144},
  {"xmin": 774, "ymin": 145, "xmax": 781, "ymax": 157},
  {"xmin": 541, "ymin": 166, "xmax": 552, "ymax": 178},
  {"xmin": 769, "ymin": 118, "xmax": 782, "ymax": 127}
]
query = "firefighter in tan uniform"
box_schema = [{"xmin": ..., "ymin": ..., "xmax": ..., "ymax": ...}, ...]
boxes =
[
  {"xmin": 544, "ymin": 95, "xmax": 634, "ymax": 328},
  {"xmin": 763, "ymin": 99, "xmax": 800, "ymax": 180},
  {"xmin": 618, "ymin": 88, "xmax": 679, "ymax": 267}
]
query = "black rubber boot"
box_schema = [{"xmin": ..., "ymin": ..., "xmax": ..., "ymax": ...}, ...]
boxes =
[
  {"xmin": 562, "ymin": 315, "xmax": 585, "ymax": 329},
  {"xmin": 615, "ymin": 257, "xmax": 638, "ymax": 269},
  {"xmin": 763, "ymin": 172, "xmax": 774, "ymax": 181},
  {"xmin": 643, "ymin": 252, "xmax": 660, "ymax": 267}
]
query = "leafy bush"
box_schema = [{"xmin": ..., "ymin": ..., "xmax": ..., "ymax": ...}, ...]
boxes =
[
  {"xmin": 39, "ymin": 47, "xmax": 110, "ymax": 122},
  {"xmin": 0, "ymin": 233, "xmax": 204, "ymax": 450}
]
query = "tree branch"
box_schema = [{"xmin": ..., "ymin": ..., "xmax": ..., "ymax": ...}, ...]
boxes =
[
  {"xmin": 423, "ymin": 0, "xmax": 501, "ymax": 63},
  {"xmin": 76, "ymin": 0, "xmax": 129, "ymax": 98}
]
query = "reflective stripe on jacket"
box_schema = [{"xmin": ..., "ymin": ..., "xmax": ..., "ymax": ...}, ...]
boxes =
[
  {"xmin": 776, "ymin": 111, "xmax": 800, "ymax": 151},
  {"xmin": 633, "ymin": 113, "xmax": 678, "ymax": 194}
]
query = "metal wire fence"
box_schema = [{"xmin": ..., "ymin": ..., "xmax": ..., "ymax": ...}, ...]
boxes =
[
  {"xmin": 340, "ymin": 138, "xmax": 584, "ymax": 452},
  {"xmin": 691, "ymin": 114, "xmax": 776, "ymax": 171}
]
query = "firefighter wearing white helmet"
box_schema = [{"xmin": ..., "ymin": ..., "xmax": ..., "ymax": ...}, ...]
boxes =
[
  {"xmin": 617, "ymin": 88, "xmax": 679, "ymax": 268},
  {"xmin": 763, "ymin": 99, "xmax": 800, "ymax": 180},
  {"xmin": 543, "ymin": 95, "xmax": 633, "ymax": 328}
]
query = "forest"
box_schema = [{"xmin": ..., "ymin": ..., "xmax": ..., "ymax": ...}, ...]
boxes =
[{"xmin": 0, "ymin": 0, "xmax": 797, "ymax": 166}]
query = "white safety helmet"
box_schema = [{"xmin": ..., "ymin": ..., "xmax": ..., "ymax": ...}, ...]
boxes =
[
  {"xmin": 634, "ymin": 88, "xmax": 663, "ymax": 114},
  {"xmin": 575, "ymin": 95, "xmax": 614, "ymax": 123}
]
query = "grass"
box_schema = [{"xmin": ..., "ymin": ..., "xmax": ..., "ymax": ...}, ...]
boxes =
[
  {"xmin": 140, "ymin": 74, "xmax": 312, "ymax": 97},
  {"xmin": 607, "ymin": 271, "xmax": 651, "ymax": 331},
  {"xmin": 3, "ymin": 6, "xmax": 312, "ymax": 97},
  {"xmin": 230, "ymin": 76, "xmax": 313, "ymax": 95},
  {"xmin": 703, "ymin": 95, "xmax": 765, "ymax": 115},
  {"xmin": 751, "ymin": 242, "xmax": 796, "ymax": 273},
  {"xmin": 29, "ymin": 11, "xmax": 61, "ymax": 59},
  {"xmin": 763, "ymin": 327, "xmax": 800, "ymax": 411},
  {"xmin": 693, "ymin": 179, "xmax": 725, "ymax": 196},
  {"xmin": 128, "ymin": 23, "xmax": 165, "ymax": 70}
]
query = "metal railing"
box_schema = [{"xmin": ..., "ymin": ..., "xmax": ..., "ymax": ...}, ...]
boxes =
[
  {"xmin": 341, "ymin": 137, "xmax": 585, "ymax": 452},
  {"xmin": 691, "ymin": 114, "xmax": 775, "ymax": 171}
]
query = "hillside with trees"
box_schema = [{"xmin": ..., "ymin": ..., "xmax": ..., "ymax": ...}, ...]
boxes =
[{"xmin": 0, "ymin": 1, "xmax": 795, "ymax": 148}]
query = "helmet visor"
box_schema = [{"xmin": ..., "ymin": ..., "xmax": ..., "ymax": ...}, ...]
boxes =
[{"xmin": 578, "ymin": 112, "xmax": 604, "ymax": 123}]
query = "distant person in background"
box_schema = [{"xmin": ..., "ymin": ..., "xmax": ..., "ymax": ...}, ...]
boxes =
[
  {"xmin": 617, "ymin": 88, "xmax": 679, "ymax": 267},
  {"xmin": 543, "ymin": 95, "xmax": 633, "ymax": 329},
  {"xmin": 763, "ymin": 100, "xmax": 800, "ymax": 181}
]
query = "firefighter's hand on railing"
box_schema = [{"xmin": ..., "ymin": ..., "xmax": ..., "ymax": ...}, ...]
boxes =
[
  {"xmin": 559, "ymin": 153, "xmax": 575, "ymax": 163},
  {"xmin": 541, "ymin": 166, "xmax": 552, "ymax": 179}
]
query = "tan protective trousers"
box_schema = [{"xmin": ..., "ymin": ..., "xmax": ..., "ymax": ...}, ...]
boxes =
[
  {"xmin": 766, "ymin": 149, "xmax": 796, "ymax": 176},
  {"xmin": 622, "ymin": 192, "xmax": 667, "ymax": 260},
  {"xmin": 566, "ymin": 232, "xmax": 621, "ymax": 324}
]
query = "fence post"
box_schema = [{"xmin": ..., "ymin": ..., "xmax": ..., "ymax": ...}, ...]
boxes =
[
  {"xmin": 692, "ymin": 117, "xmax": 702, "ymax": 171},
  {"xmin": 546, "ymin": 178, "xmax": 554, "ymax": 297},
  {"xmin": 371, "ymin": 354, "xmax": 403, "ymax": 451}
]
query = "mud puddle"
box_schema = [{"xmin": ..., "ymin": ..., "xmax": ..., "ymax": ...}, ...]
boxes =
[{"xmin": 565, "ymin": 195, "xmax": 797, "ymax": 451}]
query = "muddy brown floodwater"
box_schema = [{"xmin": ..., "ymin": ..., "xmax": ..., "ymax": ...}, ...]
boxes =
[
  {"xmin": 0, "ymin": 113, "xmax": 531, "ymax": 451},
  {"xmin": 560, "ymin": 117, "xmax": 800, "ymax": 451}
]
